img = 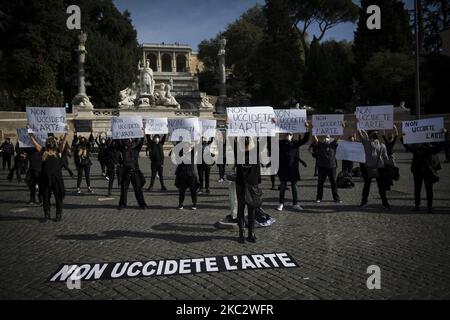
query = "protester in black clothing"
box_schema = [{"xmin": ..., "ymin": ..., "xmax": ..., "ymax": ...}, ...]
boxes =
[
  {"xmin": 358, "ymin": 130, "xmax": 391, "ymax": 210},
  {"xmin": 118, "ymin": 138, "xmax": 147, "ymax": 210},
  {"xmin": 1, "ymin": 138, "xmax": 14, "ymax": 170},
  {"xmin": 313, "ymin": 134, "xmax": 342, "ymax": 203},
  {"xmin": 29, "ymin": 127, "xmax": 68, "ymax": 223},
  {"xmin": 235, "ymin": 136, "xmax": 261, "ymax": 243},
  {"xmin": 72, "ymin": 131, "xmax": 94, "ymax": 194},
  {"xmin": 7, "ymin": 150, "xmax": 27, "ymax": 183},
  {"xmin": 60, "ymin": 137, "xmax": 74, "ymax": 178},
  {"xmin": 174, "ymin": 141, "xmax": 199, "ymax": 210},
  {"xmin": 24, "ymin": 148, "xmax": 42, "ymax": 205},
  {"xmin": 402, "ymin": 136, "xmax": 445, "ymax": 213},
  {"xmin": 104, "ymin": 138, "xmax": 121, "ymax": 196},
  {"xmin": 95, "ymin": 133, "xmax": 108, "ymax": 177},
  {"xmin": 145, "ymin": 134, "xmax": 167, "ymax": 191},
  {"xmin": 197, "ymin": 137, "xmax": 214, "ymax": 194},
  {"xmin": 277, "ymin": 123, "xmax": 311, "ymax": 212},
  {"xmin": 216, "ymin": 132, "xmax": 227, "ymax": 183}
]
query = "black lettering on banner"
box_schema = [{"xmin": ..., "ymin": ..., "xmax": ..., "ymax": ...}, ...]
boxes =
[{"xmin": 48, "ymin": 252, "xmax": 299, "ymax": 282}]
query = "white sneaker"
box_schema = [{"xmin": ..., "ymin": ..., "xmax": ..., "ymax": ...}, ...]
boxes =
[
  {"xmin": 277, "ymin": 203, "xmax": 284, "ymax": 211},
  {"xmin": 77, "ymin": 188, "xmax": 82, "ymax": 194},
  {"xmin": 87, "ymin": 187, "xmax": 94, "ymax": 194},
  {"xmin": 192, "ymin": 206, "xmax": 197, "ymax": 211},
  {"xmin": 293, "ymin": 204, "xmax": 303, "ymax": 211}
]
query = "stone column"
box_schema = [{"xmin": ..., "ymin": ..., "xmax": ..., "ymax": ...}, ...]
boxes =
[
  {"xmin": 72, "ymin": 31, "xmax": 93, "ymax": 115},
  {"xmin": 216, "ymin": 38, "xmax": 227, "ymax": 114},
  {"xmin": 157, "ymin": 51, "xmax": 161, "ymax": 72},
  {"xmin": 172, "ymin": 52, "xmax": 177, "ymax": 73}
]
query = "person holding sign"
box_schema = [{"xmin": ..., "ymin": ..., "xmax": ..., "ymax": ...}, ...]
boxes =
[
  {"xmin": 1, "ymin": 138, "xmax": 14, "ymax": 170},
  {"xmin": 197, "ymin": 137, "xmax": 214, "ymax": 195},
  {"xmin": 117, "ymin": 137, "xmax": 148, "ymax": 210},
  {"xmin": 72, "ymin": 131, "xmax": 95, "ymax": 194},
  {"xmin": 145, "ymin": 134, "xmax": 167, "ymax": 192},
  {"xmin": 313, "ymin": 128, "xmax": 344, "ymax": 204},
  {"xmin": 28, "ymin": 126, "xmax": 69, "ymax": 223},
  {"xmin": 276, "ymin": 122, "xmax": 311, "ymax": 212},
  {"xmin": 174, "ymin": 141, "xmax": 199, "ymax": 210},
  {"xmin": 357, "ymin": 130, "xmax": 390, "ymax": 210},
  {"xmin": 401, "ymin": 132, "xmax": 446, "ymax": 213}
]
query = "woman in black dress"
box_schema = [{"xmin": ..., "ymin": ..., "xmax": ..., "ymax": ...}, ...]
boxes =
[
  {"xmin": 29, "ymin": 127, "xmax": 68, "ymax": 222},
  {"xmin": 174, "ymin": 141, "xmax": 199, "ymax": 210},
  {"xmin": 72, "ymin": 131, "xmax": 94, "ymax": 194}
]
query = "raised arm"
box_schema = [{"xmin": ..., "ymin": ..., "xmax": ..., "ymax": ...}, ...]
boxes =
[{"xmin": 58, "ymin": 127, "xmax": 68, "ymax": 154}]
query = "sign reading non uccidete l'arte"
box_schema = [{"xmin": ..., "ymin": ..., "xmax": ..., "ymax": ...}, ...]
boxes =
[
  {"xmin": 200, "ymin": 119, "xmax": 217, "ymax": 138},
  {"xmin": 312, "ymin": 114, "xmax": 344, "ymax": 136},
  {"xmin": 227, "ymin": 107, "xmax": 276, "ymax": 137},
  {"xmin": 26, "ymin": 107, "xmax": 67, "ymax": 134},
  {"xmin": 356, "ymin": 105, "xmax": 393, "ymax": 130},
  {"xmin": 402, "ymin": 117, "xmax": 445, "ymax": 144},
  {"xmin": 274, "ymin": 109, "xmax": 307, "ymax": 133},
  {"xmin": 111, "ymin": 116, "xmax": 143, "ymax": 139},
  {"xmin": 168, "ymin": 118, "xmax": 201, "ymax": 142},
  {"xmin": 144, "ymin": 118, "xmax": 168, "ymax": 135},
  {"xmin": 48, "ymin": 252, "xmax": 298, "ymax": 282},
  {"xmin": 16, "ymin": 128, "xmax": 47, "ymax": 148}
]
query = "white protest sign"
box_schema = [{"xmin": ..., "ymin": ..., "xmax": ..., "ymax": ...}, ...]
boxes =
[
  {"xmin": 111, "ymin": 116, "xmax": 143, "ymax": 140},
  {"xmin": 402, "ymin": 117, "xmax": 445, "ymax": 144},
  {"xmin": 26, "ymin": 107, "xmax": 67, "ymax": 133},
  {"xmin": 274, "ymin": 109, "xmax": 307, "ymax": 133},
  {"xmin": 16, "ymin": 128, "xmax": 47, "ymax": 148},
  {"xmin": 168, "ymin": 118, "xmax": 201, "ymax": 142},
  {"xmin": 356, "ymin": 105, "xmax": 393, "ymax": 130},
  {"xmin": 144, "ymin": 118, "xmax": 168, "ymax": 135},
  {"xmin": 200, "ymin": 119, "xmax": 217, "ymax": 138},
  {"xmin": 312, "ymin": 114, "xmax": 344, "ymax": 136},
  {"xmin": 227, "ymin": 106, "xmax": 276, "ymax": 137},
  {"xmin": 106, "ymin": 131, "xmax": 113, "ymax": 138},
  {"xmin": 336, "ymin": 141, "xmax": 366, "ymax": 163}
]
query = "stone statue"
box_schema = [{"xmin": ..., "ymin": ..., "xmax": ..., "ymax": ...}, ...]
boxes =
[
  {"xmin": 200, "ymin": 95, "xmax": 214, "ymax": 109},
  {"xmin": 118, "ymin": 83, "xmax": 138, "ymax": 107},
  {"xmin": 138, "ymin": 59, "xmax": 155, "ymax": 95},
  {"xmin": 155, "ymin": 83, "xmax": 180, "ymax": 109}
]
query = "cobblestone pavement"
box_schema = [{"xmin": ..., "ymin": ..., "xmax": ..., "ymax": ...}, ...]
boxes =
[{"xmin": 0, "ymin": 148, "xmax": 449, "ymax": 300}]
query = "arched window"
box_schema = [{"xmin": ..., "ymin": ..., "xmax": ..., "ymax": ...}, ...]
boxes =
[
  {"xmin": 161, "ymin": 53, "xmax": 172, "ymax": 72},
  {"xmin": 146, "ymin": 53, "xmax": 157, "ymax": 71},
  {"xmin": 176, "ymin": 54, "xmax": 187, "ymax": 73}
]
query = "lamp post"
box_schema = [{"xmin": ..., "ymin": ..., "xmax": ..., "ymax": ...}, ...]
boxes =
[{"xmin": 414, "ymin": 0, "xmax": 421, "ymax": 119}]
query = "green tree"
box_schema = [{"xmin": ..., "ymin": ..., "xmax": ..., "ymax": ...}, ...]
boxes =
[
  {"xmin": 360, "ymin": 52, "xmax": 415, "ymax": 107},
  {"xmin": 252, "ymin": 0, "xmax": 304, "ymax": 106},
  {"xmin": 353, "ymin": 0, "xmax": 413, "ymax": 79}
]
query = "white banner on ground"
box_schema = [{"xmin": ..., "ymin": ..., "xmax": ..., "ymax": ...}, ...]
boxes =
[
  {"xmin": 356, "ymin": 105, "xmax": 394, "ymax": 130},
  {"xmin": 336, "ymin": 141, "xmax": 366, "ymax": 163},
  {"xmin": 227, "ymin": 107, "xmax": 276, "ymax": 137},
  {"xmin": 402, "ymin": 117, "xmax": 445, "ymax": 144},
  {"xmin": 26, "ymin": 107, "xmax": 67, "ymax": 133},
  {"xmin": 200, "ymin": 119, "xmax": 217, "ymax": 138},
  {"xmin": 144, "ymin": 118, "xmax": 169, "ymax": 135},
  {"xmin": 312, "ymin": 114, "xmax": 344, "ymax": 136},
  {"xmin": 274, "ymin": 109, "xmax": 307, "ymax": 133},
  {"xmin": 16, "ymin": 128, "xmax": 47, "ymax": 148},
  {"xmin": 168, "ymin": 118, "xmax": 201, "ymax": 142},
  {"xmin": 111, "ymin": 116, "xmax": 143, "ymax": 140}
]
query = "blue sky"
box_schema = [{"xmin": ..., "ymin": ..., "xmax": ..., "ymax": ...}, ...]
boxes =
[{"xmin": 114, "ymin": 0, "xmax": 414, "ymax": 51}]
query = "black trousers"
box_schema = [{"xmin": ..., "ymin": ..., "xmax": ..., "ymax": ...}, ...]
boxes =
[
  {"xmin": 445, "ymin": 145, "xmax": 450, "ymax": 162},
  {"xmin": 99, "ymin": 158, "xmax": 106, "ymax": 174},
  {"xmin": 178, "ymin": 182, "xmax": 198, "ymax": 207},
  {"xmin": 41, "ymin": 184, "xmax": 63, "ymax": 218},
  {"xmin": 361, "ymin": 166, "xmax": 388, "ymax": 205},
  {"xmin": 217, "ymin": 164, "xmax": 225, "ymax": 180},
  {"xmin": 317, "ymin": 167, "xmax": 340, "ymax": 201},
  {"xmin": 150, "ymin": 162, "xmax": 165, "ymax": 188},
  {"xmin": 279, "ymin": 180, "xmax": 299, "ymax": 205},
  {"xmin": 77, "ymin": 165, "xmax": 91, "ymax": 188},
  {"xmin": 236, "ymin": 183, "xmax": 255, "ymax": 231},
  {"xmin": 107, "ymin": 165, "xmax": 119, "ymax": 192},
  {"xmin": 413, "ymin": 172, "xmax": 434, "ymax": 209},
  {"xmin": 197, "ymin": 164, "xmax": 211, "ymax": 190},
  {"xmin": 27, "ymin": 171, "xmax": 41, "ymax": 202},
  {"xmin": 270, "ymin": 175, "xmax": 276, "ymax": 188},
  {"xmin": 119, "ymin": 169, "xmax": 146, "ymax": 208},
  {"xmin": 2, "ymin": 154, "xmax": 12, "ymax": 170}
]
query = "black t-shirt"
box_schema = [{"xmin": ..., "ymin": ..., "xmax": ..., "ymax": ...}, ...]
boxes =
[{"xmin": 317, "ymin": 140, "xmax": 338, "ymax": 168}]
